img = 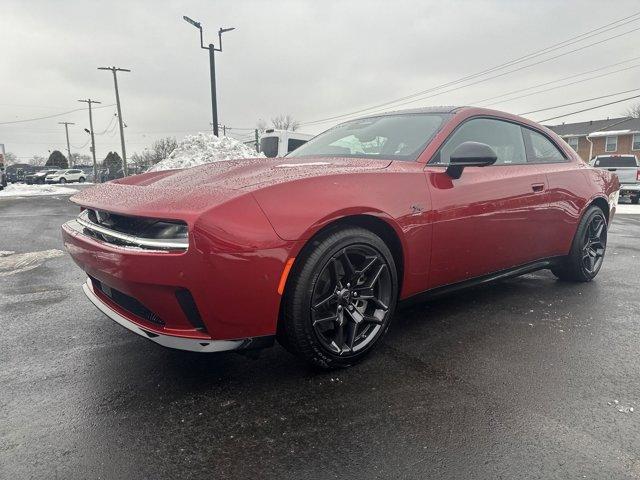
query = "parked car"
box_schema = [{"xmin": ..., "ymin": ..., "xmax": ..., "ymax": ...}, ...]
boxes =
[
  {"xmin": 62, "ymin": 106, "xmax": 620, "ymax": 369},
  {"xmin": 5, "ymin": 163, "xmax": 37, "ymax": 183},
  {"xmin": 0, "ymin": 166, "xmax": 6, "ymax": 191},
  {"xmin": 45, "ymin": 169, "xmax": 86, "ymax": 184},
  {"xmin": 260, "ymin": 129, "xmax": 314, "ymax": 157},
  {"xmin": 25, "ymin": 169, "xmax": 59, "ymax": 185},
  {"xmin": 590, "ymin": 154, "xmax": 639, "ymax": 204}
]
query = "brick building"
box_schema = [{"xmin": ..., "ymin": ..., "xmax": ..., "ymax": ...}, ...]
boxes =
[{"xmin": 546, "ymin": 117, "xmax": 640, "ymax": 162}]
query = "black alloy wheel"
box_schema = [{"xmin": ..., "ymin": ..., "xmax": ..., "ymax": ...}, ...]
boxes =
[
  {"xmin": 311, "ymin": 244, "xmax": 392, "ymax": 356},
  {"xmin": 279, "ymin": 227, "xmax": 398, "ymax": 369},
  {"xmin": 581, "ymin": 213, "xmax": 606, "ymax": 275},
  {"xmin": 552, "ymin": 205, "xmax": 608, "ymax": 282}
]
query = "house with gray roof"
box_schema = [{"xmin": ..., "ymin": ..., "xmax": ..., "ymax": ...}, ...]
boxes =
[{"xmin": 546, "ymin": 117, "xmax": 640, "ymax": 161}]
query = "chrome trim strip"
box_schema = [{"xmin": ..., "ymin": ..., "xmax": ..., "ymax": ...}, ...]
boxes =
[
  {"xmin": 83, "ymin": 279, "xmax": 244, "ymax": 353},
  {"xmin": 76, "ymin": 215, "xmax": 188, "ymax": 250}
]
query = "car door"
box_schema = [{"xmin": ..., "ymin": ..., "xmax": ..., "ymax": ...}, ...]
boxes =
[
  {"xmin": 521, "ymin": 126, "xmax": 584, "ymax": 259},
  {"xmin": 424, "ymin": 117, "xmax": 550, "ymax": 289}
]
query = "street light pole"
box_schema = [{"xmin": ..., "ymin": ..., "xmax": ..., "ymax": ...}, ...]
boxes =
[
  {"xmin": 58, "ymin": 122, "xmax": 75, "ymax": 166},
  {"xmin": 98, "ymin": 66, "xmax": 131, "ymax": 176},
  {"xmin": 183, "ymin": 16, "xmax": 235, "ymax": 137},
  {"xmin": 78, "ymin": 99, "xmax": 101, "ymax": 182}
]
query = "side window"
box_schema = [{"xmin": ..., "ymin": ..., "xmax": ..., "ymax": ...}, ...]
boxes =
[
  {"xmin": 287, "ymin": 138, "xmax": 307, "ymax": 152},
  {"xmin": 523, "ymin": 128, "xmax": 566, "ymax": 163},
  {"xmin": 436, "ymin": 118, "xmax": 526, "ymax": 165}
]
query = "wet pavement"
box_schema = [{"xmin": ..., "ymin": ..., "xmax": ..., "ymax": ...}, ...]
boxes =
[{"xmin": 1, "ymin": 193, "xmax": 639, "ymax": 479}]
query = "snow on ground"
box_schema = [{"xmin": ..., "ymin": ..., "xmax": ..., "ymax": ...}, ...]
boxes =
[
  {"xmin": 0, "ymin": 183, "xmax": 78, "ymax": 197},
  {"xmin": 616, "ymin": 203, "xmax": 640, "ymax": 215},
  {"xmin": 149, "ymin": 133, "xmax": 264, "ymax": 172}
]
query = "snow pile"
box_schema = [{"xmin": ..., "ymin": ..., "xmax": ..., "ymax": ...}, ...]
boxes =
[
  {"xmin": 149, "ymin": 133, "xmax": 264, "ymax": 172},
  {"xmin": 0, "ymin": 184, "xmax": 78, "ymax": 197}
]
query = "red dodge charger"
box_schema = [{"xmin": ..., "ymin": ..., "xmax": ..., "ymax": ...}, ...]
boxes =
[{"xmin": 62, "ymin": 107, "xmax": 620, "ymax": 368}]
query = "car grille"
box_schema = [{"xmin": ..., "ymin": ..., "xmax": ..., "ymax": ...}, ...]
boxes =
[{"xmin": 90, "ymin": 276, "xmax": 165, "ymax": 326}]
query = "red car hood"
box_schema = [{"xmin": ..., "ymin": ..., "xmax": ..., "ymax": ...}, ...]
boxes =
[{"xmin": 70, "ymin": 157, "xmax": 391, "ymax": 218}]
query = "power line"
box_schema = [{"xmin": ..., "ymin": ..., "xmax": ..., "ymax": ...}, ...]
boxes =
[
  {"xmin": 0, "ymin": 104, "xmax": 115, "ymax": 125},
  {"xmin": 473, "ymin": 55, "xmax": 640, "ymax": 105},
  {"xmin": 519, "ymin": 88, "xmax": 640, "ymax": 115},
  {"xmin": 308, "ymin": 25, "xmax": 640, "ymax": 126},
  {"xmin": 537, "ymin": 93, "xmax": 640, "ymax": 123},
  {"xmin": 481, "ymin": 63, "xmax": 640, "ymax": 107},
  {"xmin": 301, "ymin": 14, "xmax": 640, "ymax": 126}
]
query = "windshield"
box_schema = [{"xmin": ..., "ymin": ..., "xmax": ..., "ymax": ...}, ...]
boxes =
[
  {"xmin": 287, "ymin": 114, "xmax": 449, "ymax": 161},
  {"xmin": 593, "ymin": 156, "xmax": 637, "ymax": 167}
]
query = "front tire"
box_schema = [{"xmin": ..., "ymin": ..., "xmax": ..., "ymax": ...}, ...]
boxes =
[
  {"xmin": 79, "ymin": 177, "xmax": 85, "ymax": 183},
  {"xmin": 551, "ymin": 205, "xmax": 607, "ymax": 282},
  {"xmin": 59, "ymin": 177, "xmax": 66, "ymax": 184},
  {"xmin": 279, "ymin": 227, "xmax": 398, "ymax": 369}
]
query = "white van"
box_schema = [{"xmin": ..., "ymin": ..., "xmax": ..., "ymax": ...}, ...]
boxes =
[{"xmin": 260, "ymin": 129, "xmax": 314, "ymax": 158}]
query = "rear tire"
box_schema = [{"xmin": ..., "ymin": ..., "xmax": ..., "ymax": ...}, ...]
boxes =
[
  {"xmin": 279, "ymin": 227, "xmax": 398, "ymax": 369},
  {"xmin": 79, "ymin": 177, "xmax": 85, "ymax": 183},
  {"xmin": 59, "ymin": 177, "xmax": 66, "ymax": 184},
  {"xmin": 551, "ymin": 205, "xmax": 607, "ymax": 282}
]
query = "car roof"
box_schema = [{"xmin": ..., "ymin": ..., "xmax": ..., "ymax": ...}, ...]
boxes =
[{"xmin": 351, "ymin": 106, "xmax": 550, "ymax": 131}]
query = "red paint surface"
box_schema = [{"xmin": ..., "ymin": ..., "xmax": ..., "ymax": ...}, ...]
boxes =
[{"xmin": 62, "ymin": 107, "xmax": 620, "ymax": 341}]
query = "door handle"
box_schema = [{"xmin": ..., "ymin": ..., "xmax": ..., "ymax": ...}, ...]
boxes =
[{"xmin": 531, "ymin": 183, "xmax": 545, "ymax": 193}]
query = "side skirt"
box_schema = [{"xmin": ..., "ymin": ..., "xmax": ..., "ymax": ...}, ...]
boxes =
[{"xmin": 399, "ymin": 257, "xmax": 562, "ymax": 308}]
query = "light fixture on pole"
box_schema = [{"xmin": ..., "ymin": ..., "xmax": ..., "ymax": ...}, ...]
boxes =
[{"xmin": 183, "ymin": 15, "xmax": 235, "ymax": 137}]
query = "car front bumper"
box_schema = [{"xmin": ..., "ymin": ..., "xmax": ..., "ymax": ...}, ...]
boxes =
[
  {"xmin": 62, "ymin": 215, "xmax": 290, "ymax": 350},
  {"xmin": 82, "ymin": 278, "xmax": 269, "ymax": 352}
]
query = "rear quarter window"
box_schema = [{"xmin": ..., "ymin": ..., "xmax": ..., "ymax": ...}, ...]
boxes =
[{"xmin": 522, "ymin": 128, "xmax": 567, "ymax": 163}]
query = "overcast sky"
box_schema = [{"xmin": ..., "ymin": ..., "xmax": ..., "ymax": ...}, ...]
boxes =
[{"xmin": 2, "ymin": 0, "xmax": 640, "ymax": 161}]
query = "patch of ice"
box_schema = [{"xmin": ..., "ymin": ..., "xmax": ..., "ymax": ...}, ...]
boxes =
[
  {"xmin": 149, "ymin": 133, "xmax": 264, "ymax": 172},
  {"xmin": 0, "ymin": 184, "xmax": 78, "ymax": 197},
  {"xmin": 608, "ymin": 399, "xmax": 635, "ymax": 413},
  {"xmin": 0, "ymin": 249, "xmax": 65, "ymax": 277}
]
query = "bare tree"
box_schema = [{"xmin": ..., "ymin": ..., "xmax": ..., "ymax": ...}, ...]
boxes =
[
  {"xmin": 29, "ymin": 155, "xmax": 46, "ymax": 166},
  {"xmin": 624, "ymin": 102, "xmax": 640, "ymax": 118},
  {"xmin": 271, "ymin": 114, "xmax": 300, "ymax": 132},
  {"xmin": 130, "ymin": 137, "xmax": 178, "ymax": 170},
  {"xmin": 151, "ymin": 137, "xmax": 178, "ymax": 162},
  {"xmin": 4, "ymin": 152, "xmax": 18, "ymax": 164},
  {"xmin": 69, "ymin": 153, "xmax": 92, "ymax": 165}
]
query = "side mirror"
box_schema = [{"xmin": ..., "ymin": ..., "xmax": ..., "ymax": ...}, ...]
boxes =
[{"xmin": 446, "ymin": 141, "xmax": 497, "ymax": 179}]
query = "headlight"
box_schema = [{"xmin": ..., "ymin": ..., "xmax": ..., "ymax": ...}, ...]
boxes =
[
  {"xmin": 77, "ymin": 209, "xmax": 189, "ymax": 250},
  {"xmin": 140, "ymin": 221, "xmax": 189, "ymax": 240}
]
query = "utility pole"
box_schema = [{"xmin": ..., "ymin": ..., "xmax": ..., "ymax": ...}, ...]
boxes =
[
  {"xmin": 78, "ymin": 99, "xmax": 101, "ymax": 182},
  {"xmin": 183, "ymin": 16, "xmax": 235, "ymax": 137},
  {"xmin": 58, "ymin": 122, "xmax": 75, "ymax": 166},
  {"xmin": 98, "ymin": 66, "xmax": 130, "ymax": 176}
]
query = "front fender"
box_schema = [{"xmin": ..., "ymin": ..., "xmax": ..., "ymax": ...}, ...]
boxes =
[{"xmin": 252, "ymin": 170, "xmax": 433, "ymax": 298}]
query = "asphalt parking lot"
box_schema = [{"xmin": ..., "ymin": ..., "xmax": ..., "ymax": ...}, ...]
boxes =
[{"xmin": 1, "ymin": 191, "xmax": 639, "ymax": 480}]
